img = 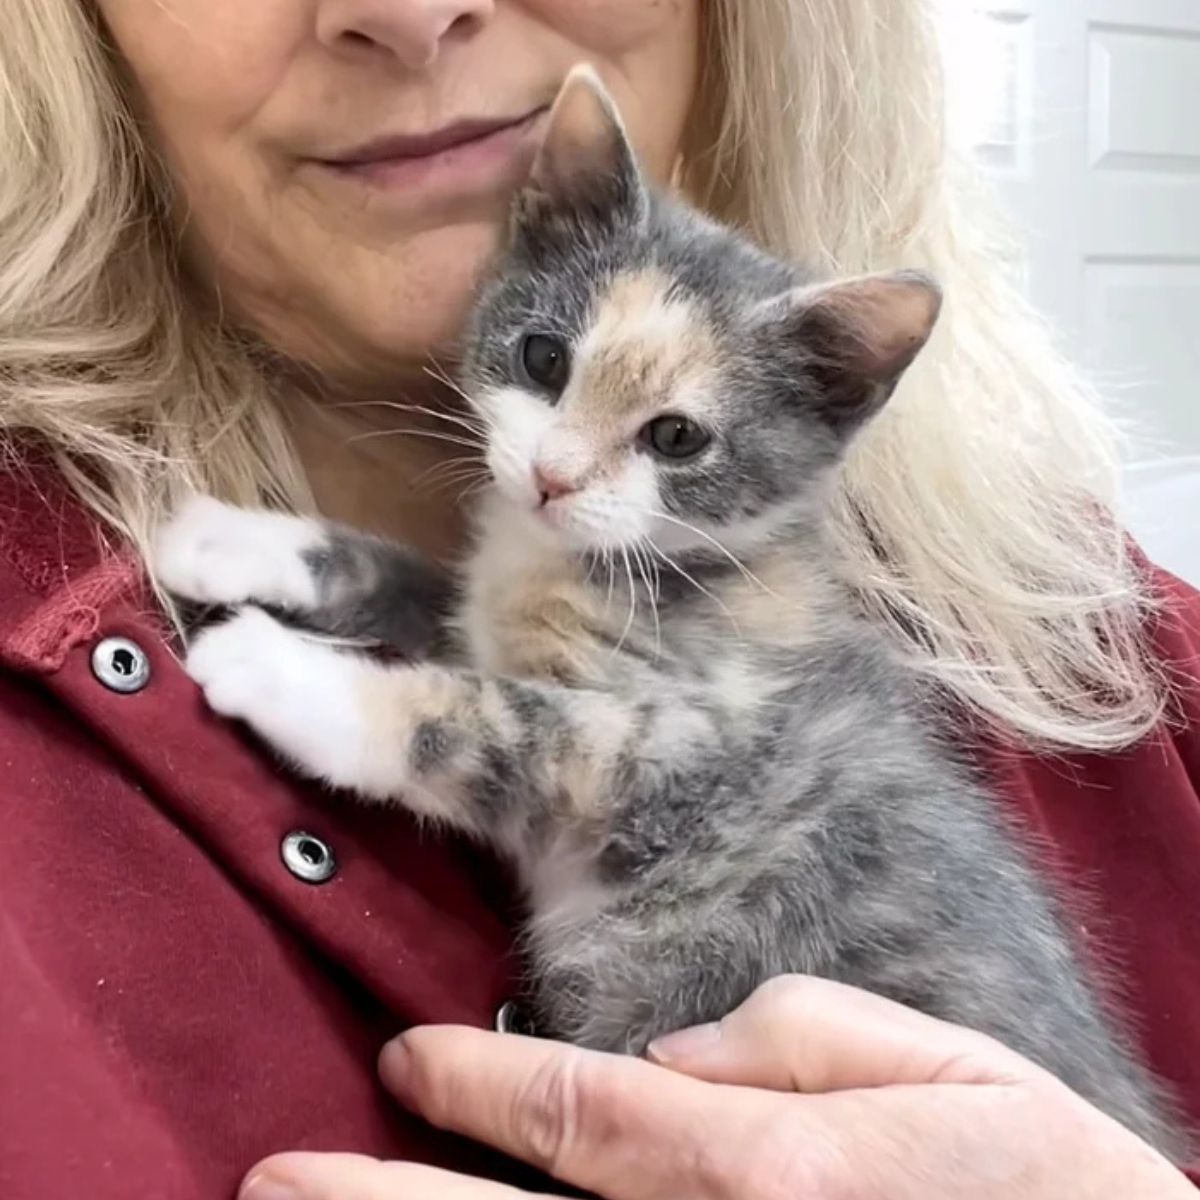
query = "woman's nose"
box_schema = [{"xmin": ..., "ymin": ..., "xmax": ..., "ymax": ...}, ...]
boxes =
[{"xmin": 316, "ymin": 0, "xmax": 495, "ymax": 71}]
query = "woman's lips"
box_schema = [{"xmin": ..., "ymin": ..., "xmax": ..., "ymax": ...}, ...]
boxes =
[{"xmin": 314, "ymin": 109, "xmax": 547, "ymax": 194}]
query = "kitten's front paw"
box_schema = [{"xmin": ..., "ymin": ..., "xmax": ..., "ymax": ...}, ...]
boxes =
[
  {"xmin": 186, "ymin": 606, "xmax": 301, "ymax": 721},
  {"xmin": 186, "ymin": 607, "xmax": 372, "ymax": 791},
  {"xmin": 153, "ymin": 494, "xmax": 323, "ymax": 610}
]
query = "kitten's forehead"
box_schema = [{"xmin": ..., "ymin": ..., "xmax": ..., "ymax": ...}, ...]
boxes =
[{"xmin": 573, "ymin": 267, "xmax": 717, "ymax": 425}]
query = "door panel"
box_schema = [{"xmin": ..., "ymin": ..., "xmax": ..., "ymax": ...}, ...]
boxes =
[
  {"xmin": 958, "ymin": 0, "xmax": 1199, "ymax": 581},
  {"xmin": 969, "ymin": 0, "xmax": 1200, "ymax": 455}
]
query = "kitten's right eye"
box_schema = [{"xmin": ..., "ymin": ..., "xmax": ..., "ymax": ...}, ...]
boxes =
[
  {"xmin": 639, "ymin": 414, "xmax": 712, "ymax": 461},
  {"xmin": 519, "ymin": 333, "xmax": 571, "ymax": 396}
]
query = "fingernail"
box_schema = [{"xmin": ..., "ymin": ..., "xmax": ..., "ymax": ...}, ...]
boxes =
[
  {"xmin": 646, "ymin": 1020, "xmax": 722, "ymax": 1064},
  {"xmin": 377, "ymin": 1034, "xmax": 413, "ymax": 1097},
  {"xmin": 239, "ymin": 1171, "xmax": 299, "ymax": 1200}
]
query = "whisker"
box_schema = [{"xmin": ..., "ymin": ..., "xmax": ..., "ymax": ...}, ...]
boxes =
[
  {"xmin": 421, "ymin": 362, "xmax": 487, "ymax": 417},
  {"xmin": 454, "ymin": 478, "xmax": 494, "ymax": 503},
  {"xmin": 634, "ymin": 506, "xmax": 776, "ymax": 597},
  {"xmin": 426, "ymin": 470, "xmax": 494, "ymax": 499},
  {"xmin": 422, "ymin": 356, "xmax": 466, "ymax": 393},
  {"xmin": 413, "ymin": 453, "xmax": 487, "ymax": 487},
  {"xmin": 643, "ymin": 536, "xmax": 663, "ymax": 606},
  {"xmin": 583, "ymin": 550, "xmax": 601, "ymax": 589},
  {"xmin": 430, "ymin": 465, "xmax": 491, "ymax": 488},
  {"xmin": 419, "ymin": 459, "xmax": 490, "ymax": 485},
  {"xmin": 633, "ymin": 541, "xmax": 662, "ymax": 657},
  {"xmin": 346, "ymin": 427, "xmax": 483, "ymax": 452},
  {"xmin": 613, "ymin": 545, "xmax": 639, "ymax": 657},
  {"xmin": 332, "ymin": 395, "xmax": 489, "ymax": 438},
  {"xmin": 645, "ymin": 534, "xmax": 742, "ymax": 633}
]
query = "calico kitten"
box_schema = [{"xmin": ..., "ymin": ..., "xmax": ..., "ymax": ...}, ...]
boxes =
[{"xmin": 156, "ymin": 66, "xmax": 1182, "ymax": 1156}]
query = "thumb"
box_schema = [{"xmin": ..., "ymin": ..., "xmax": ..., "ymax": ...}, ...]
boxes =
[{"xmin": 647, "ymin": 975, "xmax": 1037, "ymax": 1093}]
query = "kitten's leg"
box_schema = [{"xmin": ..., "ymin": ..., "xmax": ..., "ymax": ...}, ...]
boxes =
[
  {"xmin": 154, "ymin": 496, "xmax": 456, "ymax": 658},
  {"xmin": 186, "ymin": 606, "xmax": 689, "ymax": 840}
]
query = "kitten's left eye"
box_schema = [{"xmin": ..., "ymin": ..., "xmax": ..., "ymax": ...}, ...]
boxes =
[
  {"xmin": 639, "ymin": 415, "xmax": 712, "ymax": 461},
  {"xmin": 520, "ymin": 333, "xmax": 571, "ymax": 396}
]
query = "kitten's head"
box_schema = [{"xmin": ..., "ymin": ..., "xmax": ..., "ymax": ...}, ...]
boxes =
[{"xmin": 462, "ymin": 65, "xmax": 941, "ymax": 559}]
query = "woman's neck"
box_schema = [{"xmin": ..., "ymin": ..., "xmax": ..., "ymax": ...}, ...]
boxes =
[{"xmin": 285, "ymin": 375, "xmax": 475, "ymax": 565}]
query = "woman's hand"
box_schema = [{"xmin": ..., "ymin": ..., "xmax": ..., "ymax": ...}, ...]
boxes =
[{"xmin": 239, "ymin": 976, "xmax": 1192, "ymax": 1199}]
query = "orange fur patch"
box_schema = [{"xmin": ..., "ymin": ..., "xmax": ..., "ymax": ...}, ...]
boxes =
[{"xmin": 572, "ymin": 268, "xmax": 718, "ymax": 435}]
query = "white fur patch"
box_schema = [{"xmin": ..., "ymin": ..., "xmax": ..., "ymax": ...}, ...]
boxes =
[
  {"xmin": 186, "ymin": 607, "xmax": 382, "ymax": 793},
  {"xmin": 554, "ymin": 468, "xmax": 656, "ymax": 554},
  {"xmin": 478, "ymin": 385, "xmax": 553, "ymax": 509},
  {"xmin": 477, "ymin": 385, "xmax": 665, "ymax": 557},
  {"xmin": 154, "ymin": 495, "xmax": 322, "ymax": 609}
]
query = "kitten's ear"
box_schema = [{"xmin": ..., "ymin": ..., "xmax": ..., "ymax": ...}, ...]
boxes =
[
  {"xmin": 513, "ymin": 63, "xmax": 647, "ymax": 238},
  {"xmin": 766, "ymin": 270, "xmax": 943, "ymax": 431}
]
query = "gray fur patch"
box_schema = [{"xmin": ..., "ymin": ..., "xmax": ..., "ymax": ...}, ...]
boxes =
[{"xmin": 409, "ymin": 719, "xmax": 459, "ymax": 776}]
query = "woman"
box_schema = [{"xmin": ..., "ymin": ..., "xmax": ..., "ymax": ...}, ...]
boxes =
[{"xmin": 0, "ymin": 1, "xmax": 1196, "ymax": 1197}]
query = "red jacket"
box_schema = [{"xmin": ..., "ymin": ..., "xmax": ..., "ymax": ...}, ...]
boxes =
[{"xmin": 1, "ymin": 459, "xmax": 1198, "ymax": 1197}]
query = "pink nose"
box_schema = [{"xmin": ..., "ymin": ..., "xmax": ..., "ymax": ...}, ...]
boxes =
[{"xmin": 532, "ymin": 464, "xmax": 578, "ymax": 505}]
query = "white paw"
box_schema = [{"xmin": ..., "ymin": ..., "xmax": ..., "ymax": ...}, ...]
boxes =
[
  {"xmin": 186, "ymin": 606, "xmax": 303, "ymax": 721},
  {"xmin": 187, "ymin": 607, "xmax": 374, "ymax": 790},
  {"xmin": 153, "ymin": 494, "xmax": 323, "ymax": 610}
]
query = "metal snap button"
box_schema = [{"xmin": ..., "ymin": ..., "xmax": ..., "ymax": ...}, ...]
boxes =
[
  {"xmin": 495, "ymin": 1000, "xmax": 536, "ymax": 1036},
  {"xmin": 280, "ymin": 831, "xmax": 337, "ymax": 884},
  {"xmin": 91, "ymin": 637, "xmax": 152, "ymax": 694}
]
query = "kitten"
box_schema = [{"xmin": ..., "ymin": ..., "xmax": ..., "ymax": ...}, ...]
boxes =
[{"xmin": 156, "ymin": 66, "xmax": 1183, "ymax": 1157}]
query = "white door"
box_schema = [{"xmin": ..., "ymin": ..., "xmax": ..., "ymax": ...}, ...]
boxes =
[{"xmin": 946, "ymin": 0, "xmax": 1200, "ymax": 583}]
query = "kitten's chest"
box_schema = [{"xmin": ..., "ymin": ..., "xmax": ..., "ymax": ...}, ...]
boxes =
[
  {"xmin": 457, "ymin": 504, "xmax": 832, "ymax": 687},
  {"xmin": 458, "ymin": 511, "xmax": 614, "ymax": 683}
]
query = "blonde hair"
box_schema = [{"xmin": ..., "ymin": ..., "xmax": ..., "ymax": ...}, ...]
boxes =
[{"xmin": 0, "ymin": 0, "xmax": 1162, "ymax": 750}]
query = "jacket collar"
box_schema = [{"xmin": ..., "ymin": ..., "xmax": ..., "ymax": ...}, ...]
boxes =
[{"xmin": 0, "ymin": 448, "xmax": 147, "ymax": 672}]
